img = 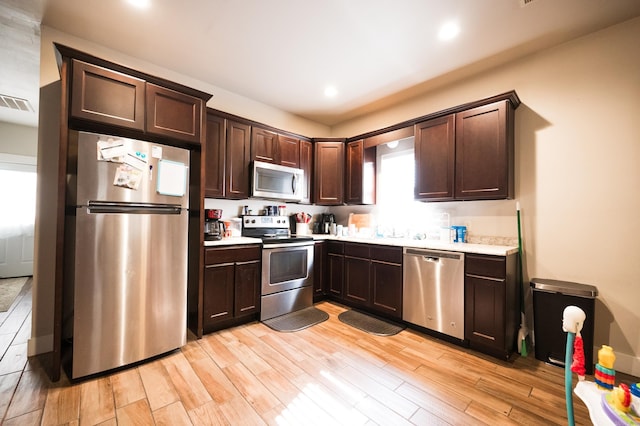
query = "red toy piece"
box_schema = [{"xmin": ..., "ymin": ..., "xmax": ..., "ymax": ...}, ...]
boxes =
[{"xmin": 571, "ymin": 334, "xmax": 586, "ymax": 378}]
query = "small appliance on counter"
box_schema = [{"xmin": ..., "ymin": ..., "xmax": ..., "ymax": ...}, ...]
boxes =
[
  {"xmin": 318, "ymin": 213, "xmax": 335, "ymax": 234},
  {"xmin": 204, "ymin": 209, "xmax": 225, "ymax": 241}
]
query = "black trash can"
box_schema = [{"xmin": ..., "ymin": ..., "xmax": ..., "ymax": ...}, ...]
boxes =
[{"xmin": 530, "ymin": 278, "xmax": 598, "ymax": 375}]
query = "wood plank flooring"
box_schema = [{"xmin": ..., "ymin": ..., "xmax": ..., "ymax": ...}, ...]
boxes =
[{"xmin": 0, "ymin": 279, "xmax": 610, "ymax": 425}]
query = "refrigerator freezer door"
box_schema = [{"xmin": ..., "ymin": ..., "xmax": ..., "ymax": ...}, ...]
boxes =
[
  {"xmin": 74, "ymin": 131, "xmax": 190, "ymax": 208},
  {"xmin": 71, "ymin": 207, "xmax": 188, "ymax": 378}
]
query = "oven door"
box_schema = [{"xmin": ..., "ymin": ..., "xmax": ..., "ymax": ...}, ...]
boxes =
[{"xmin": 262, "ymin": 241, "xmax": 313, "ymax": 295}]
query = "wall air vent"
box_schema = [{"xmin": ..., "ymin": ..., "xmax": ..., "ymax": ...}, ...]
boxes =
[{"xmin": 0, "ymin": 94, "xmax": 33, "ymax": 112}]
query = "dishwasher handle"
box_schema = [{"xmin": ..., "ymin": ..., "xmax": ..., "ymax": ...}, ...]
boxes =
[{"xmin": 404, "ymin": 248, "xmax": 463, "ymax": 261}]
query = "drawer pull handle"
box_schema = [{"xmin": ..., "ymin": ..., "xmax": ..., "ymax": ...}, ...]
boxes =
[{"xmin": 473, "ymin": 331, "xmax": 496, "ymax": 341}]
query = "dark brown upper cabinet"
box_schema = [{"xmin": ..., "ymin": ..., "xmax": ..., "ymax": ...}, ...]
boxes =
[
  {"xmin": 277, "ymin": 134, "xmax": 300, "ymax": 168},
  {"xmin": 414, "ymin": 115, "xmax": 455, "ymax": 201},
  {"xmin": 71, "ymin": 59, "xmax": 145, "ymax": 131},
  {"xmin": 204, "ymin": 112, "xmax": 251, "ymax": 200},
  {"xmin": 145, "ymin": 83, "xmax": 203, "ymax": 144},
  {"xmin": 299, "ymin": 140, "xmax": 313, "ymax": 204},
  {"xmin": 70, "ymin": 58, "xmax": 205, "ymax": 144},
  {"xmin": 251, "ymin": 127, "xmax": 278, "ymax": 163},
  {"xmin": 251, "ymin": 126, "xmax": 300, "ymax": 168},
  {"xmin": 225, "ymin": 120, "xmax": 252, "ymax": 199},
  {"xmin": 204, "ymin": 113, "xmax": 225, "ymax": 198},
  {"xmin": 414, "ymin": 98, "xmax": 516, "ymax": 201},
  {"xmin": 314, "ymin": 140, "xmax": 345, "ymax": 205},
  {"xmin": 455, "ymin": 100, "xmax": 514, "ymax": 200},
  {"xmin": 345, "ymin": 139, "xmax": 375, "ymax": 205}
]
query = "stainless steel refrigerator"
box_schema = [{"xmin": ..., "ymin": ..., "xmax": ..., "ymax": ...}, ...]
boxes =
[{"xmin": 65, "ymin": 131, "xmax": 190, "ymax": 379}]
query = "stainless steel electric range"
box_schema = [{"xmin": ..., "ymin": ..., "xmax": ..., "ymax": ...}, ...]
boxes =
[{"xmin": 241, "ymin": 215, "xmax": 314, "ymax": 321}]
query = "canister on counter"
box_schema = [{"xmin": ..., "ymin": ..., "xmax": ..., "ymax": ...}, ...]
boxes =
[{"xmin": 451, "ymin": 226, "xmax": 467, "ymax": 243}]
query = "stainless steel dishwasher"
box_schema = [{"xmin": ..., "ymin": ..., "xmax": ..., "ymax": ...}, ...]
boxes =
[{"xmin": 403, "ymin": 248, "xmax": 465, "ymax": 339}]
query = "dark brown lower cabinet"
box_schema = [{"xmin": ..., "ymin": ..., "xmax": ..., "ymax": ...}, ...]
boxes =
[
  {"xmin": 464, "ymin": 252, "xmax": 517, "ymax": 359},
  {"xmin": 370, "ymin": 259, "xmax": 403, "ymax": 319},
  {"xmin": 313, "ymin": 241, "xmax": 326, "ymax": 302},
  {"xmin": 203, "ymin": 245, "xmax": 260, "ymax": 333},
  {"xmin": 326, "ymin": 241, "xmax": 344, "ymax": 299},
  {"xmin": 344, "ymin": 256, "xmax": 370, "ymax": 308},
  {"xmin": 329, "ymin": 242, "xmax": 403, "ymax": 320}
]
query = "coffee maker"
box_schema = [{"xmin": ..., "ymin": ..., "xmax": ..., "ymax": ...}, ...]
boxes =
[
  {"xmin": 319, "ymin": 213, "xmax": 335, "ymax": 234},
  {"xmin": 204, "ymin": 209, "xmax": 225, "ymax": 241}
]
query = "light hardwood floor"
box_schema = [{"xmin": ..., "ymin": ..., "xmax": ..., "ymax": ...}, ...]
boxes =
[{"xmin": 0, "ymin": 278, "xmax": 607, "ymax": 425}]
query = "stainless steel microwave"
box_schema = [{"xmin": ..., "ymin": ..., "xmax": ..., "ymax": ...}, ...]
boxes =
[{"xmin": 251, "ymin": 161, "xmax": 304, "ymax": 202}]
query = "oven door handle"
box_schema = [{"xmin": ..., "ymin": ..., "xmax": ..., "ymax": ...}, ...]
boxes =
[{"xmin": 263, "ymin": 241, "xmax": 314, "ymax": 249}]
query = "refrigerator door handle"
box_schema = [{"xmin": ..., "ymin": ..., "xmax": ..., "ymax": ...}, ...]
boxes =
[{"xmin": 87, "ymin": 201, "xmax": 182, "ymax": 215}]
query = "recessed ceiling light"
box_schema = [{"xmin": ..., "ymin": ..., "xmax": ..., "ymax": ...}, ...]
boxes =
[
  {"xmin": 126, "ymin": 0, "xmax": 151, "ymax": 9},
  {"xmin": 438, "ymin": 21, "xmax": 460, "ymax": 41},
  {"xmin": 324, "ymin": 86, "xmax": 338, "ymax": 98}
]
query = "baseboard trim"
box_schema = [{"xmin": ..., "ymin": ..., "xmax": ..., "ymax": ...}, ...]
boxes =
[
  {"xmin": 603, "ymin": 347, "xmax": 640, "ymax": 378},
  {"xmin": 28, "ymin": 334, "xmax": 53, "ymax": 357}
]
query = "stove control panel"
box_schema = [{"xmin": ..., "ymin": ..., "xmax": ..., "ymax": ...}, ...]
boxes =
[{"xmin": 242, "ymin": 215, "xmax": 290, "ymax": 229}]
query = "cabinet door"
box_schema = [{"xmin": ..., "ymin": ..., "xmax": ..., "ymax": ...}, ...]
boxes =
[
  {"xmin": 327, "ymin": 253, "xmax": 344, "ymax": 299},
  {"xmin": 226, "ymin": 120, "xmax": 251, "ymax": 199},
  {"xmin": 314, "ymin": 141, "xmax": 345, "ymax": 205},
  {"xmin": 414, "ymin": 115, "xmax": 455, "ymax": 200},
  {"xmin": 370, "ymin": 261, "xmax": 403, "ymax": 319},
  {"xmin": 299, "ymin": 140, "xmax": 313, "ymax": 204},
  {"xmin": 204, "ymin": 113, "xmax": 225, "ymax": 198},
  {"xmin": 203, "ymin": 263, "xmax": 235, "ymax": 327},
  {"xmin": 313, "ymin": 241, "xmax": 326, "ymax": 301},
  {"xmin": 455, "ymin": 100, "xmax": 513, "ymax": 200},
  {"xmin": 344, "ymin": 256, "xmax": 370, "ymax": 307},
  {"xmin": 464, "ymin": 274, "xmax": 506, "ymax": 350},
  {"xmin": 70, "ymin": 59, "xmax": 145, "ymax": 130},
  {"xmin": 278, "ymin": 134, "xmax": 300, "ymax": 168},
  {"xmin": 146, "ymin": 83, "xmax": 202, "ymax": 143},
  {"xmin": 251, "ymin": 127, "xmax": 278, "ymax": 163},
  {"xmin": 234, "ymin": 260, "xmax": 260, "ymax": 317},
  {"xmin": 345, "ymin": 140, "xmax": 363, "ymax": 204}
]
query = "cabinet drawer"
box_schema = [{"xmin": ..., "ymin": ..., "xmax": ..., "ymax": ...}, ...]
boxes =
[
  {"xmin": 370, "ymin": 245, "xmax": 402, "ymax": 264},
  {"xmin": 327, "ymin": 241, "xmax": 344, "ymax": 255},
  {"xmin": 205, "ymin": 245, "xmax": 261, "ymax": 265},
  {"xmin": 344, "ymin": 242, "xmax": 370, "ymax": 258},
  {"xmin": 465, "ymin": 254, "xmax": 505, "ymax": 279}
]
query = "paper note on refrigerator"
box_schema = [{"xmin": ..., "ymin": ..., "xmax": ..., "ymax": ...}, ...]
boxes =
[
  {"xmin": 156, "ymin": 159, "xmax": 187, "ymax": 197},
  {"xmin": 97, "ymin": 139, "xmax": 126, "ymax": 162}
]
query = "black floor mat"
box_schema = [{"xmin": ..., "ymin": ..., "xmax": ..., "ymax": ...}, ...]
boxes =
[
  {"xmin": 338, "ymin": 310, "xmax": 406, "ymax": 336},
  {"xmin": 262, "ymin": 306, "xmax": 329, "ymax": 332}
]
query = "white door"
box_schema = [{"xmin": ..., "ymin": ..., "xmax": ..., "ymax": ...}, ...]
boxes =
[
  {"xmin": 0, "ymin": 154, "xmax": 36, "ymax": 278},
  {"xmin": 0, "ymin": 233, "xmax": 34, "ymax": 277}
]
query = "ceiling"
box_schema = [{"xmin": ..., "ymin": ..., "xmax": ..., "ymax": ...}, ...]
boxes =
[{"xmin": 2, "ymin": 0, "xmax": 640, "ymax": 128}]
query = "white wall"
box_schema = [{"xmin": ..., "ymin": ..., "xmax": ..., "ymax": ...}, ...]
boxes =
[
  {"xmin": 332, "ymin": 17, "xmax": 640, "ymax": 375},
  {"xmin": 0, "ymin": 121, "xmax": 38, "ymax": 156}
]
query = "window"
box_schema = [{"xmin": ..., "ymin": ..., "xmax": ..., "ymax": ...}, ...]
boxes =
[{"xmin": 376, "ymin": 138, "xmax": 415, "ymax": 235}]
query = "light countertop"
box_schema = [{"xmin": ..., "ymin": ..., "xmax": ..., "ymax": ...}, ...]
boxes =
[
  {"xmin": 204, "ymin": 237, "xmax": 262, "ymax": 247},
  {"xmin": 205, "ymin": 234, "xmax": 517, "ymax": 256},
  {"xmin": 310, "ymin": 235, "xmax": 518, "ymax": 256}
]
